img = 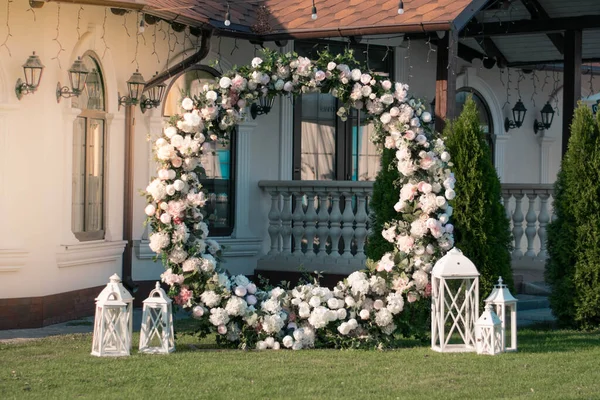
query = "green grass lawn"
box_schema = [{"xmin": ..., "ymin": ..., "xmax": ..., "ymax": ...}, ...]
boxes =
[{"xmin": 1, "ymin": 322, "xmax": 599, "ymax": 400}]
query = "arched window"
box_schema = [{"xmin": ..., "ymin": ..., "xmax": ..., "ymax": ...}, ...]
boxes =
[
  {"xmin": 72, "ymin": 53, "xmax": 107, "ymax": 241},
  {"xmin": 456, "ymin": 88, "xmax": 495, "ymax": 162},
  {"xmin": 162, "ymin": 66, "xmax": 235, "ymax": 237}
]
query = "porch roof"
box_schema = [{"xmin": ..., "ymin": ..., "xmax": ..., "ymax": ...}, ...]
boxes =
[
  {"xmin": 461, "ymin": 0, "xmax": 600, "ymax": 68},
  {"xmin": 50, "ymin": 0, "xmax": 488, "ymax": 38}
]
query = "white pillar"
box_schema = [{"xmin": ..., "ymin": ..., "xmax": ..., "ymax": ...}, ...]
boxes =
[
  {"xmin": 234, "ymin": 121, "xmax": 257, "ymax": 238},
  {"xmin": 494, "ymin": 134, "xmax": 509, "ymax": 183},
  {"xmin": 538, "ymin": 134, "xmax": 555, "ymax": 184},
  {"xmin": 279, "ymin": 41, "xmax": 294, "ymax": 180}
]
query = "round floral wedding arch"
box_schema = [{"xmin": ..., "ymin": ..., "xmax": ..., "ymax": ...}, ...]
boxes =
[{"xmin": 144, "ymin": 49, "xmax": 456, "ymax": 350}]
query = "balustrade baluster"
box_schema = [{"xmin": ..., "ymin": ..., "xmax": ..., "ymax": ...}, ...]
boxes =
[
  {"xmin": 316, "ymin": 191, "xmax": 330, "ymax": 258},
  {"xmin": 303, "ymin": 192, "xmax": 318, "ymax": 257},
  {"xmin": 354, "ymin": 192, "xmax": 368, "ymax": 260},
  {"xmin": 537, "ymin": 193, "xmax": 550, "ymax": 259},
  {"xmin": 525, "ymin": 193, "xmax": 538, "ymax": 258},
  {"xmin": 501, "ymin": 192, "xmax": 513, "ymax": 225},
  {"xmin": 267, "ymin": 190, "xmax": 281, "ymax": 256},
  {"xmin": 512, "ymin": 193, "xmax": 525, "ymax": 258},
  {"xmin": 329, "ymin": 192, "xmax": 342, "ymax": 258},
  {"xmin": 291, "ymin": 193, "xmax": 305, "ymax": 256},
  {"xmin": 280, "ymin": 191, "xmax": 293, "ymax": 256},
  {"xmin": 341, "ymin": 192, "xmax": 355, "ymax": 259}
]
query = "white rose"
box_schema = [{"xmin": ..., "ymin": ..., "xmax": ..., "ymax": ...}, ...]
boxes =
[
  {"xmin": 351, "ymin": 69, "xmax": 362, "ymax": 81},
  {"xmin": 441, "ymin": 151, "xmax": 451, "ymax": 162},
  {"xmin": 327, "ymin": 62, "xmax": 337, "ymax": 71},
  {"xmin": 282, "ymin": 335, "xmax": 294, "ymax": 348},
  {"xmin": 445, "ymin": 189, "xmax": 456, "ymax": 200},
  {"xmin": 166, "ymin": 185, "xmax": 176, "ymax": 196},
  {"xmin": 205, "ymin": 91, "xmax": 217, "ymax": 102},
  {"xmin": 173, "ymin": 180, "xmax": 185, "ymax": 191},
  {"xmin": 421, "ymin": 111, "xmax": 432, "ymax": 123},
  {"xmin": 144, "ymin": 204, "xmax": 156, "ymax": 216},
  {"xmin": 234, "ymin": 286, "xmax": 247, "ymax": 297},
  {"xmin": 164, "ymin": 126, "xmax": 178, "ymax": 138},
  {"xmin": 251, "ymin": 57, "xmax": 263, "ymax": 68},
  {"xmin": 181, "ymin": 97, "xmax": 194, "ymax": 111},
  {"xmin": 246, "ymin": 283, "xmax": 257, "ymax": 294},
  {"xmin": 359, "ymin": 309, "xmax": 370, "ymax": 320},
  {"xmin": 219, "ymin": 76, "xmax": 232, "ymax": 89},
  {"xmin": 245, "ymin": 295, "xmax": 257, "ymax": 305},
  {"xmin": 160, "ymin": 213, "xmax": 171, "ymax": 224}
]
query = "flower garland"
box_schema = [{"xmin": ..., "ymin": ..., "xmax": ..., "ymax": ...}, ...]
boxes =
[{"xmin": 144, "ymin": 49, "xmax": 455, "ymax": 349}]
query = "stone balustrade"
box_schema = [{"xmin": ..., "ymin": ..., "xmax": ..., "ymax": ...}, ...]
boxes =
[
  {"xmin": 501, "ymin": 184, "xmax": 555, "ymax": 264},
  {"xmin": 257, "ymin": 180, "xmax": 556, "ymax": 277},
  {"xmin": 258, "ymin": 180, "xmax": 374, "ymax": 274}
]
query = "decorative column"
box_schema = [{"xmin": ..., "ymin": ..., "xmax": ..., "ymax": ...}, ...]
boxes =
[
  {"xmin": 493, "ymin": 134, "xmax": 509, "ymax": 182},
  {"xmin": 234, "ymin": 121, "xmax": 257, "ymax": 238},
  {"xmin": 279, "ymin": 41, "xmax": 294, "ymax": 180},
  {"xmin": 511, "ymin": 193, "xmax": 525, "ymax": 258},
  {"xmin": 562, "ymin": 30, "xmax": 582, "ymax": 156},
  {"xmin": 537, "ymin": 134, "xmax": 555, "ymax": 184}
]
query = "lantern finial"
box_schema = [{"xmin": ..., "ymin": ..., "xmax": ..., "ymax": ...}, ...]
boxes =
[{"xmin": 109, "ymin": 273, "xmax": 122, "ymax": 283}]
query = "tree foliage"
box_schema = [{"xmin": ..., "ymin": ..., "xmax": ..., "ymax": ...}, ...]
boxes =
[
  {"xmin": 546, "ymin": 103, "xmax": 600, "ymax": 329},
  {"xmin": 443, "ymin": 96, "xmax": 513, "ymax": 297}
]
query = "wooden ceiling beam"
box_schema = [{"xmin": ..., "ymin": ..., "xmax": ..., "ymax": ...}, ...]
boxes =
[
  {"xmin": 520, "ymin": 0, "xmax": 564, "ymax": 54},
  {"xmin": 463, "ymin": 14, "xmax": 600, "ymax": 37},
  {"xmin": 475, "ymin": 37, "xmax": 509, "ymax": 68}
]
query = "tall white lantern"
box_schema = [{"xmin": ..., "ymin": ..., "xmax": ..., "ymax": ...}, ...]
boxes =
[
  {"xmin": 91, "ymin": 292, "xmax": 130, "ymax": 357},
  {"xmin": 485, "ymin": 276, "xmax": 518, "ymax": 352},
  {"xmin": 431, "ymin": 247, "xmax": 480, "ymax": 353},
  {"xmin": 139, "ymin": 282, "xmax": 175, "ymax": 354},
  {"xmin": 93, "ymin": 274, "xmax": 134, "ymax": 350},
  {"xmin": 475, "ymin": 304, "xmax": 503, "ymax": 355}
]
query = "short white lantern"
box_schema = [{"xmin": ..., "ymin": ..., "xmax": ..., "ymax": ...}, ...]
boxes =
[
  {"xmin": 485, "ymin": 276, "xmax": 518, "ymax": 352},
  {"xmin": 431, "ymin": 247, "xmax": 480, "ymax": 353},
  {"xmin": 93, "ymin": 274, "xmax": 134, "ymax": 350},
  {"xmin": 475, "ymin": 304, "xmax": 503, "ymax": 355},
  {"xmin": 139, "ymin": 282, "xmax": 175, "ymax": 354},
  {"xmin": 91, "ymin": 292, "xmax": 130, "ymax": 357}
]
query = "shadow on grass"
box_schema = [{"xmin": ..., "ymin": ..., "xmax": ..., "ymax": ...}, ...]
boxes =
[{"xmin": 518, "ymin": 326, "xmax": 600, "ymax": 353}]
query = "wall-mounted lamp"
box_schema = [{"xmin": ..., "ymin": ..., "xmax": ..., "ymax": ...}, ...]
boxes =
[
  {"xmin": 15, "ymin": 52, "xmax": 44, "ymax": 100},
  {"xmin": 533, "ymin": 102, "xmax": 555, "ymax": 134},
  {"xmin": 140, "ymin": 72, "xmax": 167, "ymax": 113},
  {"xmin": 56, "ymin": 57, "xmax": 90, "ymax": 103},
  {"xmin": 118, "ymin": 70, "xmax": 146, "ymax": 111},
  {"xmin": 250, "ymin": 94, "xmax": 275, "ymax": 119},
  {"xmin": 504, "ymin": 99, "xmax": 527, "ymax": 132}
]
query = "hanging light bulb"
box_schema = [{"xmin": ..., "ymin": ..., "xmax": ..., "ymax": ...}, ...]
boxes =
[
  {"xmin": 139, "ymin": 13, "xmax": 145, "ymax": 33},
  {"xmin": 398, "ymin": 0, "xmax": 405, "ymax": 15},
  {"xmin": 224, "ymin": 3, "xmax": 231, "ymax": 26},
  {"xmin": 311, "ymin": 0, "xmax": 318, "ymax": 20}
]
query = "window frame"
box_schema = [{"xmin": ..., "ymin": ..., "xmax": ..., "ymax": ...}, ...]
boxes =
[
  {"xmin": 72, "ymin": 51, "xmax": 108, "ymax": 242},
  {"xmin": 161, "ymin": 65, "xmax": 236, "ymax": 237},
  {"xmin": 456, "ymin": 87, "xmax": 495, "ymax": 164},
  {"xmin": 292, "ymin": 40, "xmax": 394, "ymax": 181}
]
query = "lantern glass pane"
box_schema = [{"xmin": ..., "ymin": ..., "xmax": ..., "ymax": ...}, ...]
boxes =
[{"xmin": 128, "ymin": 82, "xmax": 144, "ymax": 102}]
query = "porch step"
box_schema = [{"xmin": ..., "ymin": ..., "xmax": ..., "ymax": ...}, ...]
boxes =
[{"xmin": 515, "ymin": 294, "xmax": 550, "ymax": 311}]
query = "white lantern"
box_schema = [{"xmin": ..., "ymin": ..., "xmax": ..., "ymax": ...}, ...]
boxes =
[
  {"xmin": 475, "ymin": 304, "xmax": 503, "ymax": 355},
  {"xmin": 93, "ymin": 274, "xmax": 134, "ymax": 350},
  {"xmin": 139, "ymin": 282, "xmax": 175, "ymax": 354},
  {"xmin": 91, "ymin": 292, "xmax": 130, "ymax": 357},
  {"xmin": 484, "ymin": 276, "xmax": 518, "ymax": 352},
  {"xmin": 431, "ymin": 247, "xmax": 480, "ymax": 353}
]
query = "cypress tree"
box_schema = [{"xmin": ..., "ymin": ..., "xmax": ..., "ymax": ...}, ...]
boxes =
[
  {"xmin": 546, "ymin": 104, "xmax": 600, "ymax": 329},
  {"xmin": 443, "ymin": 96, "xmax": 513, "ymax": 297}
]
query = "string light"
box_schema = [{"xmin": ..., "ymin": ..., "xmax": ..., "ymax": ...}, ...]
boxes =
[
  {"xmin": 151, "ymin": 22, "xmax": 160, "ymax": 64},
  {"xmin": 76, "ymin": 6, "xmax": 84, "ymax": 40},
  {"xmin": 51, "ymin": 3, "xmax": 65, "ymax": 68},
  {"xmin": 398, "ymin": 0, "xmax": 404, "ymax": 15},
  {"xmin": 139, "ymin": 13, "xmax": 145, "ymax": 33},
  {"xmin": 311, "ymin": 0, "xmax": 318, "ymax": 20},
  {"xmin": 1, "ymin": 0, "xmax": 13, "ymax": 57},
  {"xmin": 224, "ymin": 3, "xmax": 231, "ymax": 26},
  {"xmin": 101, "ymin": 7, "xmax": 110, "ymax": 59}
]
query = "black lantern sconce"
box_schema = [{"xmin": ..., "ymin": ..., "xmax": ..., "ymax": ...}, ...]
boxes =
[
  {"xmin": 250, "ymin": 94, "xmax": 275, "ymax": 119},
  {"xmin": 140, "ymin": 72, "xmax": 167, "ymax": 113},
  {"xmin": 504, "ymin": 99, "xmax": 527, "ymax": 132},
  {"xmin": 118, "ymin": 70, "xmax": 146, "ymax": 111},
  {"xmin": 15, "ymin": 51, "xmax": 45, "ymax": 100},
  {"xmin": 56, "ymin": 57, "xmax": 90, "ymax": 103},
  {"xmin": 533, "ymin": 102, "xmax": 555, "ymax": 134}
]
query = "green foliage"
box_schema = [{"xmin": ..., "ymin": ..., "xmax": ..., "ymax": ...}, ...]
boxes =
[
  {"xmin": 365, "ymin": 148, "xmax": 399, "ymax": 261},
  {"xmin": 546, "ymin": 104, "xmax": 600, "ymax": 329},
  {"xmin": 443, "ymin": 96, "xmax": 513, "ymax": 297}
]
